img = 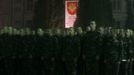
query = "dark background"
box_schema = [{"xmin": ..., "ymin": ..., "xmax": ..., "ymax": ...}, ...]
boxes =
[{"xmin": 0, "ymin": 0, "xmax": 133, "ymax": 29}]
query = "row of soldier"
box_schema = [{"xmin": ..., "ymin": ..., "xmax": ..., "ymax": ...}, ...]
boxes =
[{"xmin": 0, "ymin": 21, "xmax": 134, "ymax": 75}]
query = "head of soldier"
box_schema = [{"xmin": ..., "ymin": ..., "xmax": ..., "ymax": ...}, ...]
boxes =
[
  {"xmin": 111, "ymin": 29, "xmax": 117, "ymax": 38},
  {"xmin": 37, "ymin": 28, "xmax": 44, "ymax": 36},
  {"xmin": 129, "ymin": 29, "xmax": 133, "ymax": 37},
  {"xmin": 0, "ymin": 29, "xmax": 4, "ymax": 35},
  {"xmin": 25, "ymin": 27, "xmax": 31, "ymax": 36},
  {"xmin": 107, "ymin": 27, "xmax": 112, "ymax": 33},
  {"xmin": 69, "ymin": 27, "xmax": 75, "ymax": 36},
  {"xmin": 120, "ymin": 29, "xmax": 125, "ymax": 38},
  {"xmin": 126, "ymin": 29, "xmax": 131, "ymax": 38},
  {"xmin": 76, "ymin": 27, "xmax": 83, "ymax": 35},
  {"xmin": 98, "ymin": 27, "xmax": 104, "ymax": 35},
  {"xmin": 90, "ymin": 21, "xmax": 96, "ymax": 31},
  {"xmin": 16, "ymin": 29, "xmax": 20, "ymax": 35},
  {"xmin": 55, "ymin": 28, "xmax": 62, "ymax": 36},
  {"xmin": 20, "ymin": 29, "xmax": 25, "ymax": 36},
  {"xmin": 12, "ymin": 28, "xmax": 18, "ymax": 35},
  {"xmin": 47, "ymin": 29, "xmax": 53, "ymax": 36},
  {"xmin": 31, "ymin": 30, "xmax": 36, "ymax": 36},
  {"xmin": 86, "ymin": 26, "xmax": 91, "ymax": 32},
  {"xmin": 65, "ymin": 28, "xmax": 70, "ymax": 36},
  {"xmin": 62, "ymin": 29, "xmax": 67, "ymax": 37},
  {"xmin": 8, "ymin": 26, "xmax": 13, "ymax": 35},
  {"xmin": 116, "ymin": 29, "xmax": 120, "ymax": 35},
  {"xmin": 3, "ymin": 26, "xmax": 8, "ymax": 34}
]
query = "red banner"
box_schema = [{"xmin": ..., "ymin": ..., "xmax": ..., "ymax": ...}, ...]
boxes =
[
  {"xmin": 67, "ymin": 2, "xmax": 78, "ymax": 15},
  {"xmin": 65, "ymin": 1, "xmax": 78, "ymax": 28}
]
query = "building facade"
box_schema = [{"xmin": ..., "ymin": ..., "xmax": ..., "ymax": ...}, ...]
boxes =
[
  {"xmin": 111, "ymin": 0, "xmax": 128, "ymax": 27},
  {"xmin": 0, "ymin": 0, "xmax": 133, "ymax": 28},
  {"xmin": 0, "ymin": 0, "xmax": 36, "ymax": 28}
]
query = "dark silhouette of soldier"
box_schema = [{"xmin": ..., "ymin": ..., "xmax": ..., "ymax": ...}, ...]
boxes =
[
  {"xmin": 53, "ymin": 28, "xmax": 67, "ymax": 75},
  {"xmin": 82, "ymin": 21, "xmax": 100, "ymax": 75},
  {"xmin": 62, "ymin": 28, "xmax": 80, "ymax": 75}
]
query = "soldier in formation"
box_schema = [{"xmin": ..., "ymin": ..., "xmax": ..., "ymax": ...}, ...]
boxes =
[{"xmin": 0, "ymin": 22, "xmax": 133, "ymax": 75}]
